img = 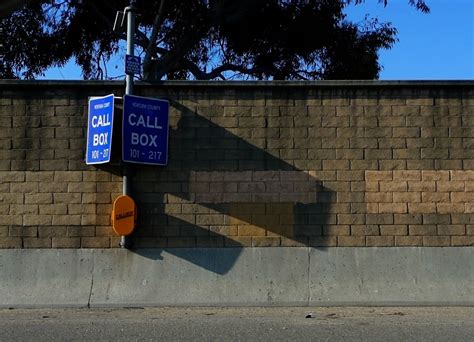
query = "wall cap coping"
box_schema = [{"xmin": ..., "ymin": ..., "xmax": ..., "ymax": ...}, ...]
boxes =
[{"xmin": 1, "ymin": 80, "xmax": 474, "ymax": 89}]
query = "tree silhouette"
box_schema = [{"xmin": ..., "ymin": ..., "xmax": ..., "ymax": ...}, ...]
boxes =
[{"xmin": 0, "ymin": 0, "xmax": 429, "ymax": 80}]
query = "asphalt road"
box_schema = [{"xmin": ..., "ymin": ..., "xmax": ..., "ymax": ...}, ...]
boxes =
[{"xmin": 0, "ymin": 307, "xmax": 473, "ymax": 341}]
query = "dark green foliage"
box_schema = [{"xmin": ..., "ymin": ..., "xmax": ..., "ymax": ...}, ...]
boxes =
[{"xmin": 0, "ymin": 0, "xmax": 428, "ymax": 80}]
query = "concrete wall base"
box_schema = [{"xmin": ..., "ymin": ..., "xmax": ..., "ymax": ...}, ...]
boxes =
[{"xmin": 0, "ymin": 248, "xmax": 473, "ymax": 308}]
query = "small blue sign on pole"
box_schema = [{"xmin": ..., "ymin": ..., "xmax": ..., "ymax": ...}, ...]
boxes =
[
  {"xmin": 122, "ymin": 94, "xmax": 169, "ymax": 165},
  {"xmin": 86, "ymin": 94, "xmax": 115, "ymax": 165},
  {"xmin": 125, "ymin": 54, "xmax": 141, "ymax": 75}
]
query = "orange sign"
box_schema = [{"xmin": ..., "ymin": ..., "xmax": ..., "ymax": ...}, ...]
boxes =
[{"xmin": 112, "ymin": 195, "xmax": 136, "ymax": 236}]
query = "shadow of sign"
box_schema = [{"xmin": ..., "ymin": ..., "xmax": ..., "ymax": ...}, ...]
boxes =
[
  {"xmin": 132, "ymin": 247, "xmax": 244, "ymax": 276},
  {"xmin": 127, "ymin": 100, "xmax": 335, "ymax": 274}
]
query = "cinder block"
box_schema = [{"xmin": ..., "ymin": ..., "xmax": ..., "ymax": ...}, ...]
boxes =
[
  {"xmin": 337, "ymin": 236, "xmax": 365, "ymax": 247},
  {"xmin": 406, "ymin": 116, "xmax": 433, "ymax": 127},
  {"xmin": 437, "ymin": 225, "xmax": 465, "ymax": 235},
  {"xmin": 67, "ymin": 226, "xmax": 95, "ymax": 237},
  {"xmin": 336, "ymin": 106, "xmax": 363, "ymax": 116},
  {"xmin": 82, "ymin": 171, "xmax": 112, "ymax": 182},
  {"xmin": 0, "ymin": 215, "xmax": 22, "ymax": 225},
  {"xmin": 380, "ymin": 181, "xmax": 407, "ymax": 192},
  {"xmin": 406, "ymin": 98, "xmax": 433, "ymax": 106},
  {"xmin": 54, "ymin": 171, "xmax": 82, "ymax": 182},
  {"xmin": 195, "ymin": 214, "xmax": 225, "ymax": 226},
  {"xmin": 9, "ymin": 204, "xmax": 38, "ymax": 215},
  {"xmin": 38, "ymin": 226, "xmax": 67, "ymax": 238},
  {"xmin": 423, "ymin": 236, "xmax": 451, "ymax": 247},
  {"xmin": 0, "ymin": 171, "xmax": 25, "ymax": 182},
  {"xmin": 322, "ymin": 98, "xmax": 350, "ymax": 106},
  {"xmin": 52, "ymin": 237, "xmax": 80, "ymax": 248},
  {"xmin": 408, "ymin": 181, "xmax": 435, "ymax": 192},
  {"xmin": 69, "ymin": 204, "xmax": 96, "ymax": 215},
  {"xmin": 351, "ymin": 225, "xmax": 379, "ymax": 236},
  {"xmin": 52, "ymin": 215, "xmax": 81, "ymax": 226},
  {"xmin": 0, "ymin": 237, "xmax": 22, "ymax": 248},
  {"xmin": 392, "ymin": 171, "xmax": 421, "ymax": 181},
  {"xmin": 420, "ymin": 106, "xmax": 449, "ymax": 116},
  {"xmin": 409, "ymin": 224, "xmax": 437, "ymax": 236},
  {"xmin": 41, "ymin": 116, "xmax": 69, "ymax": 129},
  {"xmin": 422, "ymin": 170, "xmax": 450, "ymax": 181},
  {"xmin": 40, "ymin": 160, "xmax": 68, "ymax": 171},
  {"xmin": 251, "ymin": 237, "xmax": 280, "ymax": 247},
  {"xmin": 366, "ymin": 192, "xmax": 393, "ymax": 203},
  {"xmin": 393, "ymin": 192, "xmax": 421, "ymax": 203},
  {"xmin": 421, "ymin": 192, "xmax": 449, "ymax": 203},
  {"xmin": 337, "ymin": 214, "xmax": 365, "ymax": 225},
  {"xmin": 81, "ymin": 193, "xmax": 110, "ymax": 204},
  {"xmin": 380, "ymin": 225, "xmax": 408, "ymax": 236},
  {"xmin": 322, "ymin": 160, "xmax": 349, "ymax": 170},
  {"xmin": 55, "ymin": 127, "xmax": 83, "ymax": 138},
  {"xmin": 436, "ymin": 203, "xmax": 465, "ymax": 214},
  {"xmin": 451, "ymin": 192, "xmax": 474, "ymax": 203},
  {"xmin": 11, "ymin": 160, "xmax": 40, "ymax": 171},
  {"xmin": 452, "ymin": 214, "xmax": 474, "ymax": 224},
  {"xmin": 366, "ymin": 236, "xmax": 394, "ymax": 247},
  {"xmin": 167, "ymin": 237, "xmax": 196, "ymax": 247},
  {"xmin": 366, "ymin": 214, "xmax": 394, "ymax": 225},
  {"xmin": 394, "ymin": 214, "xmax": 422, "ymax": 225},
  {"xmin": 23, "ymin": 215, "xmax": 52, "ymax": 226},
  {"xmin": 81, "ymin": 237, "xmax": 111, "ymax": 248},
  {"xmin": 224, "ymin": 236, "xmax": 251, "ymax": 247},
  {"xmin": 451, "ymin": 236, "xmax": 474, "ymax": 246},
  {"xmin": 68, "ymin": 182, "xmax": 96, "ymax": 193},
  {"xmin": 393, "ymin": 149, "xmax": 421, "ymax": 159},
  {"xmin": 9, "ymin": 226, "xmax": 37, "ymax": 237},
  {"xmin": 421, "ymin": 148, "xmax": 449, "ymax": 159},
  {"xmin": 196, "ymin": 236, "xmax": 224, "ymax": 247},
  {"xmin": 309, "ymin": 236, "xmax": 337, "ymax": 247},
  {"xmin": 422, "ymin": 214, "xmax": 451, "ymax": 225},
  {"xmin": 408, "ymin": 203, "xmax": 436, "ymax": 213},
  {"xmin": 280, "ymin": 237, "xmax": 308, "ymax": 247},
  {"xmin": 237, "ymin": 225, "xmax": 266, "ymax": 237},
  {"xmin": 379, "ymin": 138, "xmax": 406, "ymax": 148},
  {"xmin": 350, "ymin": 137, "xmax": 377, "ymax": 149},
  {"xmin": 406, "ymin": 160, "xmax": 433, "ymax": 169},
  {"xmin": 394, "ymin": 236, "xmax": 423, "ymax": 246},
  {"xmin": 23, "ymin": 237, "xmax": 52, "ymax": 248},
  {"xmin": 393, "ymin": 127, "xmax": 420, "ymax": 138},
  {"xmin": 323, "ymin": 225, "xmax": 350, "ymax": 236}
]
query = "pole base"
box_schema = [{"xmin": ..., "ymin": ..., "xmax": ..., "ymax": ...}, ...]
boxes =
[{"xmin": 119, "ymin": 236, "xmax": 132, "ymax": 249}]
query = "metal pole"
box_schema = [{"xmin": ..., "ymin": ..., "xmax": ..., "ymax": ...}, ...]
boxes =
[
  {"xmin": 125, "ymin": 4, "xmax": 135, "ymax": 96},
  {"xmin": 120, "ymin": 3, "xmax": 135, "ymax": 249}
]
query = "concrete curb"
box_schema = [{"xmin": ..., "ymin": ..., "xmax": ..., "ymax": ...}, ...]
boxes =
[
  {"xmin": 0, "ymin": 248, "xmax": 473, "ymax": 308},
  {"xmin": 0, "ymin": 250, "xmax": 93, "ymax": 307}
]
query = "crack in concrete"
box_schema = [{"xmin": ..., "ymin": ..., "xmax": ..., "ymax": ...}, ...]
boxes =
[
  {"xmin": 307, "ymin": 248, "xmax": 311, "ymax": 305},
  {"xmin": 87, "ymin": 258, "xmax": 95, "ymax": 308}
]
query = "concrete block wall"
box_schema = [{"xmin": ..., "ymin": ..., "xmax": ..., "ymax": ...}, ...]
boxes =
[{"xmin": 1, "ymin": 80, "xmax": 474, "ymax": 248}]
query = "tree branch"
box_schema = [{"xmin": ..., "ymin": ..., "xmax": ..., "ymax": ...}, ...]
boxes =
[
  {"xmin": 143, "ymin": 0, "xmax": 167, "ymax": 80},
  {"xmin": 168, "ymin": 57, "xmax": 278, "ymax": 81}
]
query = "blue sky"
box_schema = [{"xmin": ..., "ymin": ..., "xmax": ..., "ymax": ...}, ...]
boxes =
[
  {"xmin": 41, "ymin": 0, "xmax": 474, "ymax": 80},
  {"xmin": 345, "ymin": 0, "xmax": 473, "ymax": 79}
]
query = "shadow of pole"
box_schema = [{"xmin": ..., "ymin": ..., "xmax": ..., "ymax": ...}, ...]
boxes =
[{"xmin": 123, "ymin": 100, "xmax": 335, "ymax": 274}]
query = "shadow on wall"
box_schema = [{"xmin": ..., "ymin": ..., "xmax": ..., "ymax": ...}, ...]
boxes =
[{"xmin": 126, "ymin": 100, "xmax": 334, "ymax": 275}]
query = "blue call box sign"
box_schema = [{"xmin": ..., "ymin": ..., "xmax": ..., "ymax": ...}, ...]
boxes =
[
  {"xmin": 86, "ymin": 94, "xmax": 114, "ymax": 165},
  {"xmin": 122, "ymin": 94, "xmax": 169, "ymax": 165},
  {"xmin": 125, "ymin": 54, "xmax": 141, "ymax": 75}
]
